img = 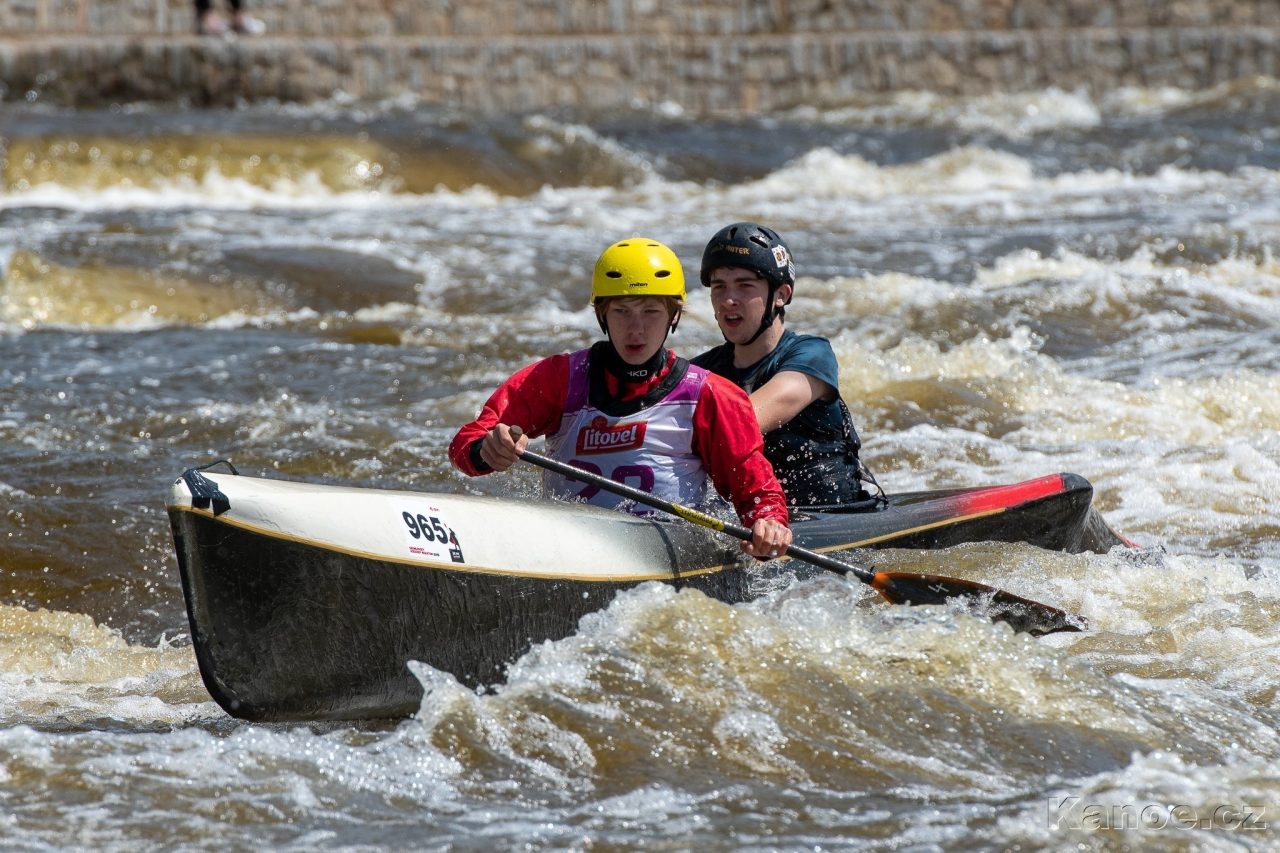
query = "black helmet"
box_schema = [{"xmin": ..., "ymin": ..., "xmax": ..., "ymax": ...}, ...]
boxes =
[
  {"xmin": 699, "ymin": 222, "xmax": 796, "ymax": 297},
  {"xmin": 700, "ymin": 222, "xmax": 796, "ymax": 345}
]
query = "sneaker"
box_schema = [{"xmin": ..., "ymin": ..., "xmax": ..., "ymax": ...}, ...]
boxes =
[{"xmin": 231, "ymin": 14, "xmax": 266, "ymax": 36}]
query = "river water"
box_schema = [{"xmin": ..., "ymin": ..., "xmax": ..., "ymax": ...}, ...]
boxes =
[{"xmin": 2, "ymin": 80, "xmax": 1279, "ymax": 850}]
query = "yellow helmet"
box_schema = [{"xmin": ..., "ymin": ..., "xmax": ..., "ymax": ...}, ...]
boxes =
[{"xmin": 591, "ymin": 238, "xmax": 686, "ymax": 302}]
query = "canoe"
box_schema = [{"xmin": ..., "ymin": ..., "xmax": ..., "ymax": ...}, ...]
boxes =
[{"xmin": 167, "ymin": 465, "xmax": 1128, "ymax": 722}]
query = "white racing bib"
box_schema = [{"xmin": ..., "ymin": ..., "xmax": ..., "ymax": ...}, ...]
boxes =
[{"xmin": 543, "ymin": 348, "xmax": 709, "ymax": 514}]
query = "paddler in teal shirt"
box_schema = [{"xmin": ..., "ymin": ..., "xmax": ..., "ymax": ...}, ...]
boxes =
[{"xmin": 692, "ymin": 222, "xmax": 880, "ymax": 509}]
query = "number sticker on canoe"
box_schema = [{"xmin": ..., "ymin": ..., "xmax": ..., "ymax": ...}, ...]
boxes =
[{"xmin": 399, "ymin": 506, "xmax": 465, "ymax": 563}]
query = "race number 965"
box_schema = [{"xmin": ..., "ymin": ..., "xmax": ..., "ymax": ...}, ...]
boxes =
[{"xmin": 403, "ymin": 512, "xmax": 450, "ymax": 543}]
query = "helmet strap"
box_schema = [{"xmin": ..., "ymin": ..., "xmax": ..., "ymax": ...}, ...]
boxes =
[{"xmin": 739, "ymin": 285, "xmax": 781, "ymax": 347}]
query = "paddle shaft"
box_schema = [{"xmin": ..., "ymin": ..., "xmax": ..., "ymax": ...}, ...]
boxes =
[
  {"xmin": 509, "ymin": 431, "xmax": 875, "ymax": 583},
  {"xmin": 503, "ymin": 425, "xmax": 1087, "ymax": 636}
]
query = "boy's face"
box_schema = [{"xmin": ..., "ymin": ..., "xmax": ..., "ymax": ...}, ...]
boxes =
[
  {"xmin": 708, "ymin": 267, "xmax": 780, "ymax": 345},
  {"xmin": 603, "ymin": 297, "xmax": 676, "ymax": 365}
]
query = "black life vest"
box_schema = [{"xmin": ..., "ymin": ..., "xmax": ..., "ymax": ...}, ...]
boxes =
[{"xmin": 692, "ymin": 336, "xmax": 867, "ymax": 508}]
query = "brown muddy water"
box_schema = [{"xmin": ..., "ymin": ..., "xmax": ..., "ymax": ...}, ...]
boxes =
[{"xmin": 2, "ymin": 82, "xmax": 1280, "ymax": 850}]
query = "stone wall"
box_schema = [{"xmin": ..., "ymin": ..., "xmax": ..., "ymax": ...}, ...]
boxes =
[
  {"xmin": 1, "ymin": 0, "xmax": 1277, "ymax": 111},
  {"xmin": 5, "ymin": 0, "xmax": 1280, "ymax": 36}
]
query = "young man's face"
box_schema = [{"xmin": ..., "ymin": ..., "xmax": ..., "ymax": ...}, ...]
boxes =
[
  {"xmin": 708, "ymin": 267, "xmax": 780, "ymax": 345},
  {"xmin": 603, "ymin": 297, "xmax": 676, "ymax": 365}
]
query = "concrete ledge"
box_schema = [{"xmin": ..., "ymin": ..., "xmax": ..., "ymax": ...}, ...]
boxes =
[{"xmin": 2, "ymin": 27, "xmax": 1277, "ymax": 113}]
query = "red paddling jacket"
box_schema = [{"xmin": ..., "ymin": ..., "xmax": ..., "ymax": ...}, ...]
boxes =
[{"xmin": 449, "ymin": 343, "xmax": 789, "ymax": 528}]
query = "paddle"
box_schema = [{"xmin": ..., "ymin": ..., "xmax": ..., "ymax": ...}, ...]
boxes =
[{"xmin": 507, "ymin": 426, "xmax": 1086, "ymax": 636}]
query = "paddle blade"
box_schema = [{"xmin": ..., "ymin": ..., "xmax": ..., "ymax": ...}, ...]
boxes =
[{"xmin": 870, "ymin": 572, "xmax": 1087, "ymax": 636}]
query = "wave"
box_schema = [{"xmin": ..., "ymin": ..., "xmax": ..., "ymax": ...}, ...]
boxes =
[
  {"xmin": 1103, "ymin": 74, "xmax": 1280, "ymax": 119},
  {"xmin": 400, "ymin": 565, "xmax": 1280, "ymax": 801},
  {"xmin": 828, "ymin": 246, "xmax": 1280, "ymax": 430},
  {"xmin": 790, "ymin": 86, "xmax": 1103, "ymax": 138},
  {"xmin": 8, "ymin": 145, "xmax": 1252, "ymax": 216},
  {"xmin": 6, "ymin": 86, "xmax": 1280, "ymax": 213},
  {"xmin": 0, "ymin": 249, "xmax": 282, "ymax": 330},
  {"xmin": 786, "ymin": 76, "xmax": 1280, "ymax": 137},
  {"xmin": 996, "ymin": 749, "xmax": 1280, "ymax": 847},
  {"xmin": 722, "ymin": 148, "xmax": 1278, "ymax": 218},
  {"xmin": 801, "ymin": 245, "xmax": 1280, "ymax": 346},
  {"xmin": 3, "ymin": 558, "xmax": 1276, "ymax": 845},
  {"xmin": 0, "ymin": 244, "xmax": 606, "ymax": 343},
  {"xmin": 0, "ymin": 114, "xmax": 661, "ymax": 207},
  {"xmin": 0, "ymin": 604, "xmax": 213, "ymax": 728},
  {"xmin": 2, "ymin": 133, "xmax": 399, "ymax": 193},
  {"xmin": 727, "ymin": 145, "xmax": 1036, "ymax": 201}
]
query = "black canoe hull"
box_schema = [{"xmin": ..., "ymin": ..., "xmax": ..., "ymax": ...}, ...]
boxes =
[{"xmin": 169, "ymin": 510, "xmax": 754, "ymax": 720}]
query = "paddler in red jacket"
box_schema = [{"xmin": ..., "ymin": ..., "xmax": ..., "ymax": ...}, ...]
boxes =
[{"xmin": 449, "ymin": 237, "xmax": 792, "ymax": 559}]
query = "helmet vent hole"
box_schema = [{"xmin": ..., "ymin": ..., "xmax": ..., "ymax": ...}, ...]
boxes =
[
  {"xmin": 749, "ymin": 235, "xmax": 769, "ymax": 248},
  {"xmin": 606, "ymin": 271, "xmax": 622, "ymax": 278},
  {"xmin": 655, "ymin": 270, "xmax": 670, "ymax": 278}
]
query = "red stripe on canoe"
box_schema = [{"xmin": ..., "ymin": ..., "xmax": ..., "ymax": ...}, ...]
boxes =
[{"xmin": 952, "ymin": 473, "xmax": 1068, "ymax": 515}]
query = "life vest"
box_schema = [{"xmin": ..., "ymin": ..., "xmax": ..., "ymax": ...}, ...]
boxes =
[
  {"xmin": 761, "ymin": 398, "xmax": 866, "ymax": 507},
  {"xmin": 543, "ymin": 347, "xmax": 709, "ymax": 513},
  {"xmin": 693, "ymin": 334, "xmax": 867, "ymax": 507}
]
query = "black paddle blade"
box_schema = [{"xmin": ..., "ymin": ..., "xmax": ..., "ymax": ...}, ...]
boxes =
[{"xmin": 870, "ymin": 572, "xmax": 1087, "ymax": 636}]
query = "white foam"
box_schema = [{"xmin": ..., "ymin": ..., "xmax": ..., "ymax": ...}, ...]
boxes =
[
  {"xmin": 791, "ymin": 87, "xmax": 1102, "ymax": 138},
  {"xmin": 0, "ymin": 170, "xmax": 502, "ymax": 212},
  {"xmin": 996, "ymin": 749, "xmax": 1280, "ymax": 847},
  {"xmin": 0, "ymin": 606, "xmax": 220, "ymax": 728}
]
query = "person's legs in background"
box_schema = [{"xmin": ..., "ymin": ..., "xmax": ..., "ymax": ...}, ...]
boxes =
[
  {"xmin": 194, "ymin": 0, "xmax": 227, "ymax": 35},
  {"xmin": 196, "ymin": 0, "xmax": 264, "ymax": 36},
  {"xmin": 229, "ymin": 1, "xmax": 266, "ymax": 36}
]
